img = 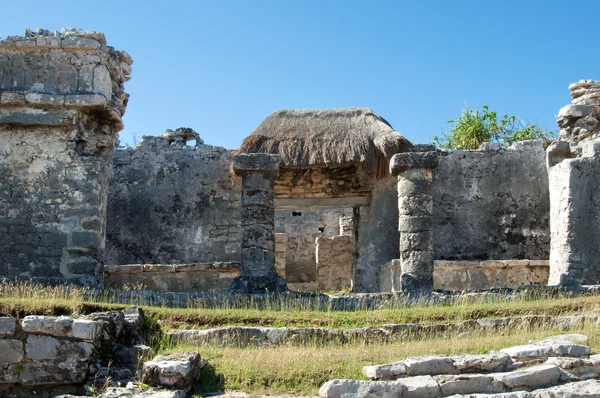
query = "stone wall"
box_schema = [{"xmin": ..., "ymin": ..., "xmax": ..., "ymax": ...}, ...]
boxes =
[
  {"xmin": 104, "ymin": 262, "xmax": 240, "ymax": 291},
  {"xmin": 275, "ymin": 208, "xmax": 350, "ymax": 283},
  {"xmin": 433, "ymin": 140, "xmax": 550, "ymax": 261},
  {"xmin": 106, "ymin": 136, "xmax": 241, "ymax": 265},
  {"xmin": 354, "ymin": 176, "xmax": 400, "ymax": 292},
  {"xmin": 274, "ymin": 233, "xmax": 287, "ymax": 279},
  {"xmin": 380, "ymin": 260, "xmax": 549, "ymax": 292},
  {"xmin": 0, "ymin": 315, "xmax": 98, "ymax": 393},
  {"xmin": 316, "ymin": 235, "xmax": 353, "ymax": 291},
  {"xmin": 0, "ymin": 28, "xmax": 131, "ymax": 286},
  {"xmin": 547, "ymin": 140, "xmax": 600, "ymax": 285},
  {"xmin": 547, "ymin": 80, "xmax": 600, "ymax": 286}
]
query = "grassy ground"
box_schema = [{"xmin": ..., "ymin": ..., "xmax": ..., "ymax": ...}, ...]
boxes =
[
  {"xmin": 2, "ymin": 282, "xmax": 600, "ymax": 329},
  {"xmin": 175, "ymin": 325, "xmax": 600, "ymax": 396},
  {"xmin": 2, "ymin": 282, "xmax": 600, "ymax": 396}
]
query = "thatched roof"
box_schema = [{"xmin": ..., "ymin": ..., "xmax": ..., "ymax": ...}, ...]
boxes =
[{"xmin": 238, "ymin": 108, "xmax": 413, "ymax": 177}]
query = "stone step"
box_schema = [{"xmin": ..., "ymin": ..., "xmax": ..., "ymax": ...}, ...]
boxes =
[
  {"xmin": 167, "ymin": 311, "xmax": 600, "ymax": 348},
  {"xmin": 363, "ymin": 335, "xmax": 593, "ymax": 380},
  {"xmin": 321, "ymin": 365, "xmax": 599, "ymax": 397},
  {"xmin": 447, "ymin": 378, "xmax": 600, "ymax": 397}
]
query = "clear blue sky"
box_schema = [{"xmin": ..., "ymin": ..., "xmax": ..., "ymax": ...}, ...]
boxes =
[{"xmin": 3, "ymin": 1, "xmax": 598, "ymax": 149}]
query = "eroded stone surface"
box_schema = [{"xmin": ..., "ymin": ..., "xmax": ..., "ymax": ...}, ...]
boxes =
[{"xmin": 142, "ymin": 352, "xmax": 205, "ymax": 391}]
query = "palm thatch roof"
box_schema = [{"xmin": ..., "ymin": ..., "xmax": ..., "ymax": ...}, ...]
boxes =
[{"xmin": 238, "ymin": 108, "xmax": 413, "ymax": 177}]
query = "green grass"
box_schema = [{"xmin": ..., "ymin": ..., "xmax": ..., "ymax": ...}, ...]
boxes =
[
  {"xmin": 172, "ymin": 325, "xmax": 600, "ymax": 396},
  {"xmin": 2, "ymin": 282, "xmax": 600, "ymax": 330},
  {"xmin": 3, "ymin": 282, "xmax": 600, "ymax": 396}
]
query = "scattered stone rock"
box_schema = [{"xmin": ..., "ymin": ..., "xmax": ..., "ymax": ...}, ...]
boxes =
[{"xmin": 142, "ymin": 352, "xmax": 205, "ymax": 391}]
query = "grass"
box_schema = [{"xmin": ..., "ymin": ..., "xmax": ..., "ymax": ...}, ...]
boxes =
[
  {"xmin": 2, "ymin": 282, "xmax": 600, "ymax": 330},
  {"xmin": 171, "ymin": 325, "xmax": 600, "ymax": 396},
  {"xmin": 2, "ymin": 282, "xmax": 600, "ymax": 395}
]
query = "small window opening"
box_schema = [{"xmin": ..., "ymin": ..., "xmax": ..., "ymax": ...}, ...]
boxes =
[{"xmin": 292, "ymin": 211, "xmax": 302, "ymax": 217}]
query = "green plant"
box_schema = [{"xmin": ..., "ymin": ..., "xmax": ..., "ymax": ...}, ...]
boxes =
[{"xmin": 432, "ymin": 105, "xmax": 554, "ymax": 150}]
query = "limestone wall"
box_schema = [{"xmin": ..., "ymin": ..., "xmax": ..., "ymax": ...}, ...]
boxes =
[
  {"xmin": 547, "ymin": 81, "xmax": 600, "ymax": 286},
  {"xmin": 0, "ymin": 315, "xmax": 98, "ymax": 391},
  {"xmin": 316, "ymin": 235, "xmax": 353, "ymax": 291},
  {"xmin": 353, "ymin": 176, "xmax": 401, "ymax": 292},
  {"xmin": 275, "ymin": 208, "xmax": 350, "ymax": 284},
  {"xmin": 106, "ymin": 138, "xmax": 241, "ymax": 265},
  {"xmin": 547, "ymin": 140, "xmax": 600, "ymax": 285},
  {"xmin": 432, "ymin": 140, "xmax": 550, "ymax": 261},
  {"xmin": 0, "ymin": 28, "xmax": 131, "ymax": 286},
  {"xmin": 104, "ymin": 262, "xmax": 240, "ymax": 291}
]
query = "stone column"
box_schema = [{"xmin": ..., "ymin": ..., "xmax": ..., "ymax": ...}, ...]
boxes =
[
  {"xmin": 547, "ymin": 80, "xmax": 600, "ymax": 285},
  {"xmin": 390, "ymin": 151, "xmax": 439, "ymax": 292},
  {"xmin": 230, "ymin": 153, "xmax": 287, "ymax": 293}
]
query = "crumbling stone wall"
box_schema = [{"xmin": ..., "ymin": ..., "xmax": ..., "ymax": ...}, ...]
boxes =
[
  {"xmin": 106, "ymin": 134, "xmax": 241, "ymax": 265},
  {"xmin": 547, "ymin": 80, "xmax": 600, "ymax": 285},
  {"xmin": 316, "ymin": 235, "xmax": 353, "ymax": 291},
  {"xmin": 275, "ymin": 208, "xmax": 350, "ymax": 284},
  {"xmin": 0, "ymin": 315, "xmax": 98, "ymax": 393},
  {"xmin": 0, "ymin": 28, "xmax": 131, "ymax": 286},
  {"xmin": 432, "ymin": 140, "xmax": 550, "ymax": 261},
  {"xmin": 354, "ymin": 176, "xmax": 400, "ymax": 292}
]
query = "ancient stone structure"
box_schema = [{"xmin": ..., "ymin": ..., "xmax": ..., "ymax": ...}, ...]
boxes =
[
  {"xmin": 106, "ymin": 130, "xmax": 552, "ymax": 293},
  {"xmin": 0, "ymin": 28, "xmax": 131, "ymax": 286},
  {"xmin": 315, "ymin": 235, "xmax": 354, "ymax": 291},
  {"xmin": 230, "ymin": 153, "xmax": 287, "ymax": 293},
  {"xmin": 321, "ymin": 335, "xmax": 599, "ymax": 398},
  {"xmin": 0, "ymin": 307, "xmax": 149, "ymax": 396},
  {"xmin": 433, "ymin": 140, "xmax": 550, "ymax": 261},
  {"xmin": 389, "ymin": 150, "xmax": 439, "ymax": 291},
  {"xmin": 547, "ymin": 80, "xmax": 600, "ymax": 285},
  {"xmin": 1, "ymin": 27, "xmax": 587, "ymax": 294},
  {"xmin": 274, "ymin": 233, "xmax": 287, "ymax": 279},
  {"xmin": 106, "ymin": 129, "xmax": 240, "ymax": 266}
]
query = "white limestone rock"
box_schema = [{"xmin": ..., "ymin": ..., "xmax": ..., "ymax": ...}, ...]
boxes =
[
  {"xmin": 318, "ymin": 379, "xmax": 404, "ymax": 398},
  {"xmin": 362, "ymin": 361, "xmax": 406, "ymax": 380},
  {"xmin": 142, "ymin": 352, "xmax": 205, "ymax": 391},
  {"xmin": 435, "ymin": 374, "xmax": 504, "ymax": 395},
  {"xmin": 491, "ymin": 364, "xmax": 561, "ymax": 389},
  {"xmin": 399, "ymin": 375, "xmax": 440, "ymax": 397},
  {"xmin": 404, "ymin": 355, "xmax": 455, "ymax": 376}
]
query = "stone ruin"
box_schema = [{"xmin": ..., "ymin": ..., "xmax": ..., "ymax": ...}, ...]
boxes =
[
  {"xmin": 0, "ymin": 27, "xmax": 600, "ymax": 294},
  {"xmin": 0, "ymin": 27, "xmax": 131, "ymax": 287}
]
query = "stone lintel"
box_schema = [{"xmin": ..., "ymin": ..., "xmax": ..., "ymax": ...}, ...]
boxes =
[
  {"xmin": 390, "ymin": 151, "xmax": 439, "ymax": 176},
  {"xmin": 233, "ymin": 153, "xmax": 282, "ymax": 176},
  {"xmin": 275, "ymin": 196, "xmax": 370, "ymax": 210}
]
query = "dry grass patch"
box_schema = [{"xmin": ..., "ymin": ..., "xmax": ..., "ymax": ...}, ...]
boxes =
[{"xmin": 173, "ymin": 325, "xmax": 600, "ymax": 396}]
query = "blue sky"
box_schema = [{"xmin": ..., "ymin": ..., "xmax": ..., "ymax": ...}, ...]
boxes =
[{"xmin": 3, "ymin": 1, "xmax": 598, "ymax": 149}]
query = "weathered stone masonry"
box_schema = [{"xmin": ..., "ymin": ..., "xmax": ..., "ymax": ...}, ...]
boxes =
[
  {"xmin": 230, "ymin": 153, "xmax": 287, "ymax": 293},
  {"xmin": 547, "ymin": 80, "xmax": 600, "ymax": 285},
  {"xmin": 0, "ymin": 28, "xmax": 131, "ymax": 286},
  {"xmin": 390, "ymin": 150, "xmax": 439, "ymax": 291}
]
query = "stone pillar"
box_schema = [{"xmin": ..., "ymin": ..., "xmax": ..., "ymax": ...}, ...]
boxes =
[
  {"xmin": 390, "ymin": 151, "xmax": 439, "ymax": 292},
  {"xmin": 230, "ymin": 153, "xmax": 287, "ymax": 293},
  {"xmin": 0, "ymin": 28, "xmax": 131, "ymax": 287},
  {"xmin": 547, "ymin": 80, "xmax": 600, "ymax": 285}
]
